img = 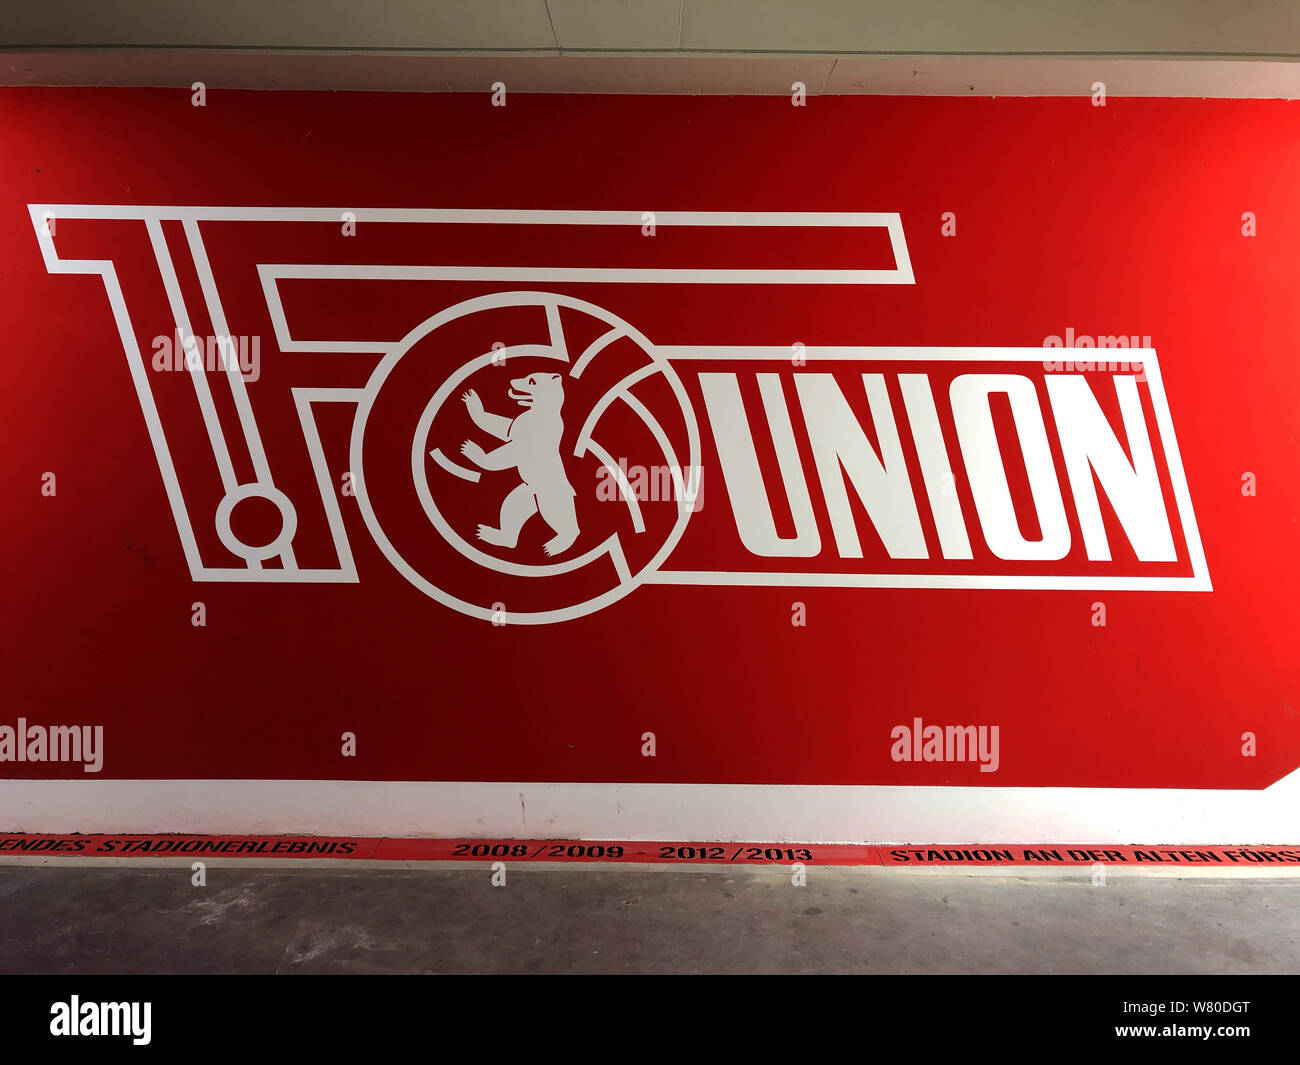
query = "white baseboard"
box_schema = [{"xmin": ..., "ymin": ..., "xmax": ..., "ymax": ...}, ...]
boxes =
[{"xmin": 3, "ymin": 770, "xmax": 1299, "ymax": 844}]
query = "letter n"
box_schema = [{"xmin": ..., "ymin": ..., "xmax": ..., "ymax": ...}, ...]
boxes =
[
  {"xmin": 1045, "ymin": 375, "xmax": 1176, "ymax": 561},
  {"xmin": 793, "ymin": 373, "xmax": 927, "ymax": 558}
]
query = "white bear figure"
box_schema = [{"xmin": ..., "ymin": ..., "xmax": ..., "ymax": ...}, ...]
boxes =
[{"xmin": 459, "ymin": 372, "xmax": 579, "ymax": 556}]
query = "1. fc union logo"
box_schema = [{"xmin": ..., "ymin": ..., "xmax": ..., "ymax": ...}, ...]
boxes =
[{"xmin": 30, "ymin": 206, "xmax": 1209, "ymax": 624}]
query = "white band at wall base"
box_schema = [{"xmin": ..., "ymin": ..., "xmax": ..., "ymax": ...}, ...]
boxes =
[{"xmin": 2, "ymin": 772, "xmax": 1298, "ymax": 845}]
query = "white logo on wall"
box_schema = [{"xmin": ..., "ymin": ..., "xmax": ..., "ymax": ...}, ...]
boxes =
[
  {"xmin": 359, "ymin": 290, "xmax": 700, "ymax": 623},
  {"xmin": 29, "ymin": 206, "xmax": 1207, "ymax": 625}
]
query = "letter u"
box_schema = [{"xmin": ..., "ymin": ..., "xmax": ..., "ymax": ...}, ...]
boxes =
[{"xmin": 698, "ymin": 372, "xmax": 820, "ymax": 556}]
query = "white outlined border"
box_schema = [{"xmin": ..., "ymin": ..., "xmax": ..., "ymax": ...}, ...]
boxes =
[
  {"xmin": 31, "ymin": 206, "xmax": 913, "ymax": 354},
  {"xmin": 29, "ymin": 205, "xmax": 1207, "ymax": 598},
  {"xmin": 651, "ymin": 345, "xmax": 1211, "ymax": 592},
  {"xmin": 249, "ymin": 210, "xmax": 911, "ymax": 353}
]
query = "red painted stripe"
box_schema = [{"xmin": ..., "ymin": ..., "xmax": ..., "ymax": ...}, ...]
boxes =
[
  {"xmin": 0, "ymin": 835, "xmax": 380, "ymax": 858},
  {"xmin": 3, "ymin": 835, "xmax": 1298, "ymax": 867},
  {"xmin": 879, "ymin": 844, "xmax": 1300, "ymax": 866},
  {"xmin": 372, "ymin": 838, "xmax": 879, "ymax": 864}
]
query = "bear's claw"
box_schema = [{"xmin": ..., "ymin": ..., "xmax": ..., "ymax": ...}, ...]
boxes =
[
  {"xmin": 477, "ymin": 524, "xmax": 512, "ymax": 547},
  {"xmin": 543, "ymin": 532, "xmax": 577, "ymax": 556}
]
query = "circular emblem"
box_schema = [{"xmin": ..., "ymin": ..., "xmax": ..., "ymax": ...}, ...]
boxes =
[{"xmin": 351, "ymin": 292, "xmax": 700, "ymax": 623}]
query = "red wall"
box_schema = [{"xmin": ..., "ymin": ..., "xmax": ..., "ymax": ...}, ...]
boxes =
[{"xmin": 2, "ymin": 88, "xmax": 1297, "ymax": 791}]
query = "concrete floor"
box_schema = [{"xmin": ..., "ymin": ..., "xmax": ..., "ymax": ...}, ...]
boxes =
[{"xmin": 1, "ymin": 864, "xmax": 1297, "ymax": 974}]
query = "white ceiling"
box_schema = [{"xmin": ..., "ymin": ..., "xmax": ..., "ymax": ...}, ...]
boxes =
[
  {"xmin": 5, "ymin": 0, "xmax": 1300, "ymax": 56},
  {"xmin": 4, "ymin": 0, "xmax": 1300, "ymax": 96}
]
